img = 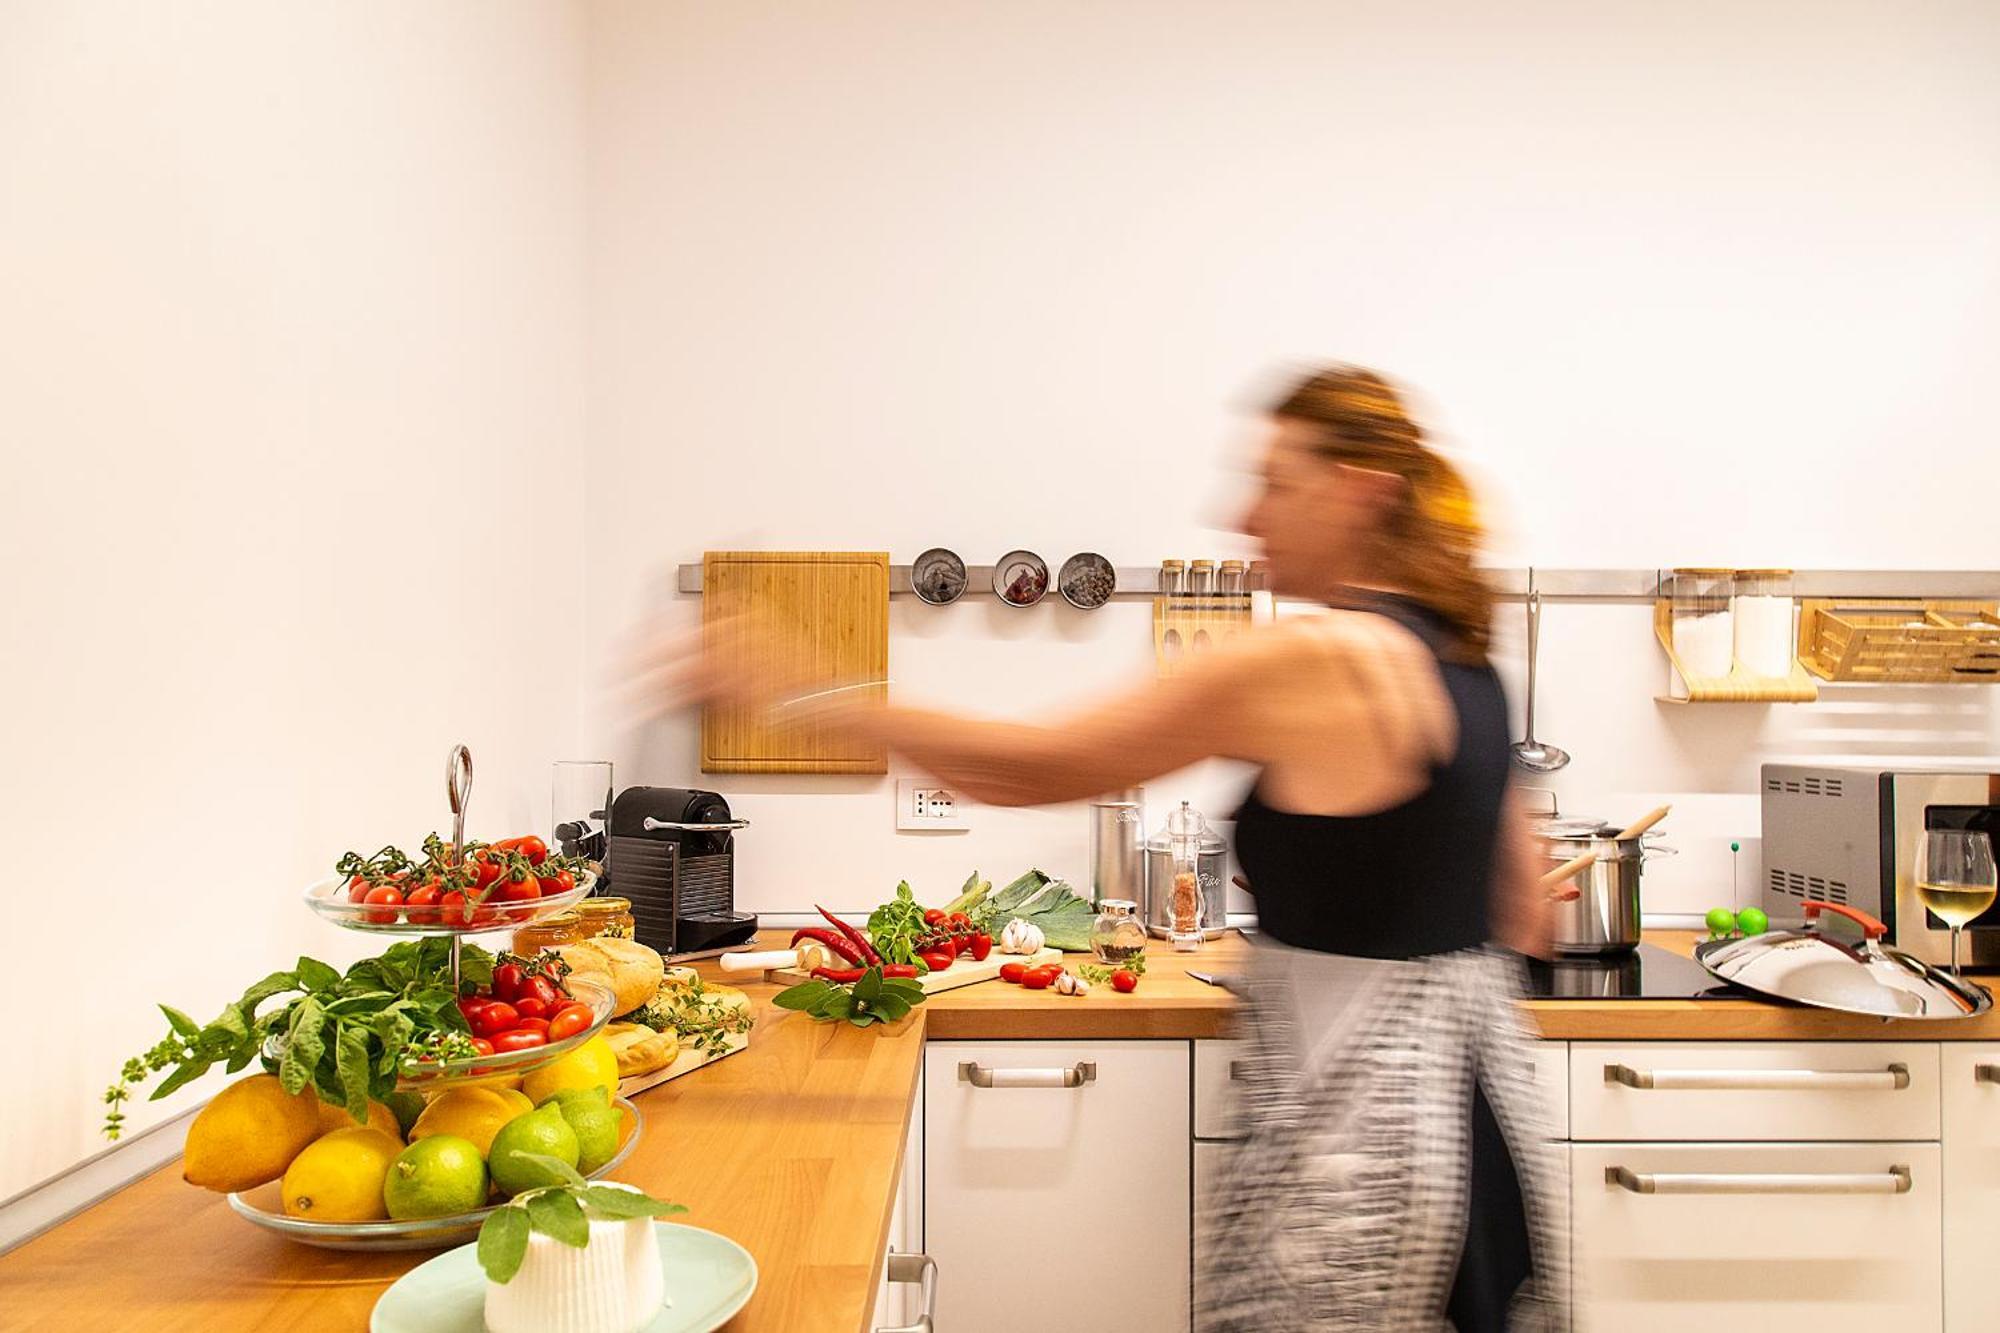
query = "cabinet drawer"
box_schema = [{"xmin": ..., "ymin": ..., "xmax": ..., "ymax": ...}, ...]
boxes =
[
  {"xmin": 1571, "ymin": 1142, "xmax": 1941, "ymax": 1332},
  {"xmin": 1194, "ymin": 1039, "xmax": 1246, "ymax": 1140},
  {"xmin": 1570, "ymin": 1042, "xmax": 1939, "ymax": 1142},
  {"xmin": 1941, "ymin": 1045, "xmax": 2000, "ymax": 1333},
  {"xmin": 924, "ymin": 1041, "xmax": 1189, "ymax": 1333}
]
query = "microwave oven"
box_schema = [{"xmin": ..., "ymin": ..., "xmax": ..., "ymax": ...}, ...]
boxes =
[{"xmin": 1760, "ymin": 763, "xmax": 2000, "ymax": 967}]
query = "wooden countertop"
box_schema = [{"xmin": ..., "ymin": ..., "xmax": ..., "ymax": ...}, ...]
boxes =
[{"xmin": 10, "ymin": 926, "xmax": 2000, "ymax": 1330}]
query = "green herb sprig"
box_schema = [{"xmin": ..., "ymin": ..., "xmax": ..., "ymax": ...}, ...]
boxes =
[
  {"xmin": 476, "ymin": 1153, "xmax": 686, "ymax": 1284},
  {"xmin": 1076, "ymin": 953, "xmax": 1148, "ymax": 987},
  {"xmin": 773, "ymin": 965, "xmax": 926, "ymax": 1028},
  {"xmin": 864, "ymin": 882, "xmax": 930, "ymax": 968}
]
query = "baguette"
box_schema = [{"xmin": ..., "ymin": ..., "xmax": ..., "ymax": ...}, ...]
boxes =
[
  {"xmin": 556, "ymin": 937, "xmax": 667, "ymax": 1016},
  {"xmin": 604, "ymin": 1021, "xmax": 675, "ymax": 1078}
]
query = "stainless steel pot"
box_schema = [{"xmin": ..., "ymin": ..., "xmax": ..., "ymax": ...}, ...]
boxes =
[
  {"xmin": 1544, "ymin": 832, "xmax": 1645, "ymax": 954},
  {"xmin": 1696, "ymin": 900, "xmax": 1992, "ymax": 1019}
]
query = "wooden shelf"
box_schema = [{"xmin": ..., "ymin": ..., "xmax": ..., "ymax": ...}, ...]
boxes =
[{"xmin": 1653, "ymin": 600, "xmax": 1819, "ymax": 703}]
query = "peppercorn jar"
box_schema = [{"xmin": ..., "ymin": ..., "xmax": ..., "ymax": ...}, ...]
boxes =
[{"xmin": 1090, "ymin": 899, "xmax": 1148, "ymax": 966}]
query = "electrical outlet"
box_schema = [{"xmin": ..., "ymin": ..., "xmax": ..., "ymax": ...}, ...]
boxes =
[{"xmin": 896, "ymin": 778, "xmax": 968, "ymax": 832}]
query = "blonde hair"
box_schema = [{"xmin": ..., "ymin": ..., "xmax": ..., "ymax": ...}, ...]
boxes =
[{"xmin": 1271, "ymin": 365, "xmax": 1494, "ymax": 661}]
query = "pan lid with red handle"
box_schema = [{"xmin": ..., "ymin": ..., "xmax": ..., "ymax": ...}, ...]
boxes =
[{"xmin": 1695, "ymin": 900, "xmax": 1993, "ymax": 1019}]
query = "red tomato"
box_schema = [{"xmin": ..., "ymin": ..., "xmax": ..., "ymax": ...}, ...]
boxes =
[
  {"xmin": 456, "ymin": 997, "xmax": 490, "ymax": 1025},
  {"xmin": 1111, "ymin": 970, "xmax": 1139, "ymax": 993},
  {"xmin": 998, "ymin": 962, "xmax": 1027, "ymax": 984},
  {"xmin": 347, "ymin": 875, "xmax": 374, "ymax": 904},
  {"xmin": 362, "ymin": 885, "xmax": 404, "ymax": 925},
  {"xmin": 404, "ymin": 884, "xmax": 441, "ymax": 925},
  {"xmin": 547, "ymin": 1004, "xmax": 593, "ymax": 1041},
  {"xmin": 946, "ymin": 912, "xmax": 972, "ymax": 932},
  {"xmin": 469, "ymin": 1002, "xmax": 519, "ymax": 1038},
  {"xmin": 918, "ymin": 949, "xmax": 955, "ymax": 974},
  {"xmin": 469, "ymin": 1037, "xmax": 495, "ymax": 1055},
  {"xmin": 491, "ymin": 1029, "xmax": 546, "ymax": 1053},
  {"xmin": 518, "ymin": 976, "xmax": 561, "ymax": 1010},
  {"xmin": 469, "ymin": 854, "xmax": 501, "ymax": 891},
  {"xmin": 513, "ymin": 997, "xmax": 550, "ymax": 1021},
  {"xmin": 438, "ymin": 891, "xmax": 472, "ymax": 926},
  {"xmin": 494, "ymin": 876, "xmax": 542, "ymax": 905},
  {"xmin": 513, "ymin": 836, "xmax": 548, "ymax": 866},
  {"xmin": 1026, "ymin": 964, "xmax": 1063, "ymax": 986},
  {"xmin": 1020, "ymin": 968, "xmax": 1055, "ymax": 990},
  {"xmin": 512, "ymin": 1017, "xmax": 551, "ymax": 1037},
  {"xmin": 967, "ymin": 932, "xmax": 993, "ymax": 962},
  {"xmin": 922, "ymin": 908, "xmax": 945, "ymax": 926},
  {"xmin": 491, "ymin": 963, "xmax": 525, "ymax": 1002}
]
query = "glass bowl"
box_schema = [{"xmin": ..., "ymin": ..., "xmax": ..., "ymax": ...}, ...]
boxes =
[
  {"xmin": 303, "ymin": 870, "xmax": 597, "ymax": 935},
  {"xmin": 227, "ymin": 1096, "xmax": 643, "ymax": 1251}
]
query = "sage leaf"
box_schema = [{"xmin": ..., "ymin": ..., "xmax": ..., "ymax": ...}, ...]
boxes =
[
  {"xmin": 526, "ymin": 1189, "xmax": 590, "ymax": 1247},
  {"xmin": 580, "ymin": 1186, "xmax": 688, "ymax": 1219},
  {"xmin": 515, "ymin": 1152, "xmax": 587, "ymax": 1189},
  {"xmin": 478, "ymin": 1206, "xmax": 531, "ymax": 1283}
]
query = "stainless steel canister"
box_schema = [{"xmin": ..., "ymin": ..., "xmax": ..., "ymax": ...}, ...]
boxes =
[{"xmin": 1088, "ymin": 789, "xmax": 1146, "ymax": 906}]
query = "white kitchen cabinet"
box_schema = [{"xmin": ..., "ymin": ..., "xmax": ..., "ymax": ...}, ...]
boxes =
[
  {"xmin": 1530, "ymin": 1039, "xmax": 1568, "ymax": 1140},
  {"xmin": 1942, "ymin": 1045, "xmax": 2000, "ymax": 1332},
  {"xmin": 1571, "ymin": 1141, "xmax": 1942, "ymax": 1332},
  {"xmin": 924, "ymin": 1040, "xmax": 1190, "ymax": 1333},
  {"xmin": 1570, "ymin": 1041, "xmax": 1940, "ymax": 1142},
  {"xmin": 869, "ymin": 1087, "xmax": 925, "ymax": 1333},
  {"xmin": 1193, "ymin": 1038, "xmax": 1246, "ymax": 1141},
  {"xmin": 1191, "ymin": 1138, "xmax": 1238, "ymax": 1319}
]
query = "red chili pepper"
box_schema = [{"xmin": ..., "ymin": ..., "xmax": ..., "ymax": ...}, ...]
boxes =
[
  {"xmin": 810, "ymin": 966, "xmax": 867, "ymax": 984},
  {"xmin": 816, "ymin": 904, "xmax": 881, "ymax": 965},
  {"xmin": 790, "ymin": 927, "xmax": 864, "ymax": 965}
]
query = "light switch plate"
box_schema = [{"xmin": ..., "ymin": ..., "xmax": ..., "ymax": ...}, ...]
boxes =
[{"xmin": 896, "ymin": 778, "xmax": 968, "ymax": 831}]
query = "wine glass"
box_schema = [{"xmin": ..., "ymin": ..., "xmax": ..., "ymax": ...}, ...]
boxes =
[{"xmin": 1915, "ymin": 829, "xmax": 1998, "ymax": 978}]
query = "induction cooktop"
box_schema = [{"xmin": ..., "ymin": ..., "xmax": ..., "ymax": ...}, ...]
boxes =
[{"xmin": 1524, "ymin": 942, "xmax": 1739, "ymax": 1001}]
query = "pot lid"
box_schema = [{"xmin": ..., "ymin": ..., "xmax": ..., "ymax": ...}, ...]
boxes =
[
  {"xmin": 1696, "ymin": 902, "xmax": 1992, "ymax": 1020},
  {"xmin": 1535, "ymin": 817, "xmax": 1618, "ymax": 839}
]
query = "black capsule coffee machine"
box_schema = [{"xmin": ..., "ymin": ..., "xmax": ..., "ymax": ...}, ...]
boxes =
[{"xmin": 606, "ymin": 787, "xmax": 759, "ymax": 960}]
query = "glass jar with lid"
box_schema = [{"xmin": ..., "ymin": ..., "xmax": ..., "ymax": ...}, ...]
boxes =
[
  {"xmin": 1090, "ymin": 899, "xmax": 1149, "ymax": 966},
  {"xmin": 576, "ymin": 896, "xmax": 635, "ymax": 940},
  {"xmin": 1667, "ymin": 567, "xmax": 1736, "ymax": 679},
  {"xmin": 1731, "ymin": 568, "xmax": 1796, "ymax": 679},
  {"xmin": 512, "ymin": 909, "xmax": 587, "ymax": 956}
]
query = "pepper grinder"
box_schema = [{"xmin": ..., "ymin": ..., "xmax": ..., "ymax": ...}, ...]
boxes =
[{"xmin": 1165, "ymin": 801, "xmax": 1208, "ymax": 952}]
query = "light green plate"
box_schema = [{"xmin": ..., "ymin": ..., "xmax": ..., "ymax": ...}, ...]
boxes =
[{"xmin": 371, "ymin": 1222, "xmax": 757, "ymax": 1333}]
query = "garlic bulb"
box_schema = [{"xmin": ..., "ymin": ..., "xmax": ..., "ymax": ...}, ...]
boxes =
[
  {"xmin": 999, "ymin": 919, "xmax": 1045, "ymax": 955},
  {"xmin": 1054, "ymin": 971, "xmax": 1089, "ymax": 996}
]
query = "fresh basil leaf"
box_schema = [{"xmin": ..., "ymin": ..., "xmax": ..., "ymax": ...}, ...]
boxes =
[
  {"xmin": 149, "ymin": 1058, "xmax": 212, "ymax": 1101},
  {"xmin": 239, "ymin": 970, "xmax": 302, "ymax": 1011},
  {"xmin": 335, "ymin": 1027, "xmax": 372, "ymax": 1121},
  {"xmin": 526, "ymin": 1189, "xmax": 589, "ymax": 1247},
  {"xmin": 295, "ymin": 957, "xmax": 341, "ymax": 993},
  {"xmin": 159, "ymin": 1005, "xmax": 200, "ymax": 1040},
  {"xmin": 205, "ymin": 1004, "xmax": 250, "ymax": 1042},
  {"xmin": 371, "ymin": 1010, "xmax": 415, "ymax": 1073},
  {"xmin": 478, "ymin": 1206, "xmax": 531, "ymax": 1283},
  {"xmin": 580, "ymin": 1186, "xmax": 687, "ymax": 1219},
  {"xmin": 224, "ymin": 1047, "xmax": 255, "ymax": 1074},
  {"xmin": 410, "ymin": 986, "xmax": 458, "ymax": 1012},
  {"xmin": 456, "ymin": 946, "xmax": 495, "ymax": 990},
  {"xmin": 514, "ymin": 1152, "xmax": 587, "ymax": 1189},
  {"xmin": 280, "ymin": 998, "xmax": 325, "ymax": 1096}
]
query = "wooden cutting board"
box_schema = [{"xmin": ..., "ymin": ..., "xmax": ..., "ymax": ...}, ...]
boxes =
[
  {"xmin": 700, "ymin": 551, "xmax": 889, "ymax": 773},
  {"xmin": 769, "ymin": 947, "xmax": 1064, "ymax": 994},
  {"xmin": 616, "ymin": 1030, "xmax": 751, "ymax": 1099}
]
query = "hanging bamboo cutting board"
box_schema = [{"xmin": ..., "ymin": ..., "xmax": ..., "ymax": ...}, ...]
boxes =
[{"xmin": 700, "ymin": 551, "xmax": 890, "ymax": 773}]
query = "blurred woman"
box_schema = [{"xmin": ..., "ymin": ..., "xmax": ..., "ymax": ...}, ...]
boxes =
[{"xmin": 657, "ymin": 365, "xmax": 1563, "ymax": 1330}]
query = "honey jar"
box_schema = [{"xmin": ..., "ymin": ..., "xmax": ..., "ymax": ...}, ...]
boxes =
[{"xmin": 576, "ymin": 897, "xmax": 636, "ymax": 940}]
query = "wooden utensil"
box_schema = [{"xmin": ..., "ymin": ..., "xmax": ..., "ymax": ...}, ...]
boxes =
[
  {"xmin": 1614, "ymin": 805, "xmax": 1672, "ymax": 841},
  {"xmin": 1538, "ymin": 851, "xmax": 1597, "ymax": 903},
  {"xmin": 700, "ymin": 551, "xmax": 889, "ymax": 773}
]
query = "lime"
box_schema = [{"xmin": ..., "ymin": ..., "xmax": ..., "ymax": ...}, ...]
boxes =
[
  {"xmin": 383, "ymin": 1135, "xmax": 488, "ymax": 1219},
  {"xmin": 488, "ymin": 1104, "xmax": 580, "ymax": 1196},
  {"xmin": 543, "ymin": 1086, "xmax": 622, "ymax": 1174},
  {"xmin": 1705, "ymin": 907, "xmax": 1738, "ymax": 937},
  {"xmin": 1736, "ymin": 907, "xmax": 1770, "ymax": 937}
]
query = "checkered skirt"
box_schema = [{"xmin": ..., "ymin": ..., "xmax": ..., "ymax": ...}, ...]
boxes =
[{"xmin": 1196, "ymin": 940, "xmax": 1569, "ymax": 1331}]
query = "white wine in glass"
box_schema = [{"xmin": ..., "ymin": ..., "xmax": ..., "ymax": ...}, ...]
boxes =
[{"xmin": 1916, "ymin": 829, "xmax": 1999, "ymax": 977}]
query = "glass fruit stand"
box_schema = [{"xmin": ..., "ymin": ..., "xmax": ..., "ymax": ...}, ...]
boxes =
[{"xmin": 230, "ymin": 746, "xmax": 645, "ymax": 1250}]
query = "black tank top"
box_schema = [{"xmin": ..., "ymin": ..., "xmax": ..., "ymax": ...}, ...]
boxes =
[{"xmin": 1233, "ymin": 597, "xmax": 1510, "ymax": 959}]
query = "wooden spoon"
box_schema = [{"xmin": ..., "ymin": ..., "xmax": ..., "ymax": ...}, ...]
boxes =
[
  {"xmin": 1538, "ymin": 851, "xmax": 1597, "ymax": 903},
  {"xmin": 1615, "ymin": 805, "xmax": 1673, "ymax": 841}
]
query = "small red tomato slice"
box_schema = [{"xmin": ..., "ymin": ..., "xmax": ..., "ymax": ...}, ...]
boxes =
[
  {"xmin": 998, "ymin": 962, "xmax": 1027, "ymax": 984},
  {"xmin": 470, "ymin": 1002, "xmax": 519, "ymax": 1038},
  {"xmin": 491, "ymin": 1029, "xmax": 547, "ymax": 1052},
  {"xmin": 547, "ymin": 1004, "xmax": 593, "ymax": 1041},
  {"xmin": 1111, "ymin": 970, "xmax": 1139, "ymax": 993}
]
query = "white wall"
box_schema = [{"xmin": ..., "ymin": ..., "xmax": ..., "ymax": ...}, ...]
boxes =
[
  {"xmin": 0, "ymin": 2, "xmax": 588, "ymax": 1198},
  {"xmin": 582, "ymin": 0, "xmax": 2000, "ymax": 920}
]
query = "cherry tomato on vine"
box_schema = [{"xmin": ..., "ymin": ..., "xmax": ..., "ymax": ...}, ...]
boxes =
[{"xmin": 547, "ymin": 1004, "xmax": 593, "ymax": 1042}]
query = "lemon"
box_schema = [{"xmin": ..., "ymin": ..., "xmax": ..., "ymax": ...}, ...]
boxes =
[
  {"xmin": 182, "ymin": 1074, "xmax": 323, "ymax": 1193},
  {"xmin": 280, "ymin": 1127, "xmax": 401, "ymax": 1222},
  {"xmin": 383, "ymin": 1135, "xmax": 488, "ymax": 1219},
  {"xmin": 488, "ymin": 1105, "xmax": 579, "ymax": 1196},
  {"xmin": 495, "ymin": 1087, "xmax": 534, "ymax": 1118},
  {"xmin": 543, "ymin": 1086, "xmax": 622, "ymax": 1174},
  {"xmin": 520, "ymin": 1034, "xmax": 619, "ymax": 1105},
  {"xmin": 316, "ymin": 1098, "xmax": 402, "ymax": 1142},
  {"xmin": 409, "ymin": 1087, "xmax": 524, "ymax": 1158}
]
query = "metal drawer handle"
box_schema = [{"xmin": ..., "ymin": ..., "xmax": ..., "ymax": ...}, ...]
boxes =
[
  {"xmin": 1228, "ymin": 1060, "xmax": 1247, "ymax": 1082},
  {"xmin": 874, "ymin": 1251, "xmax": 937, "ymax": 1333},
  {"xmin": 1976, "ymin": 1063, "xmax": 2000, "ymax": 1085},
  {"xmin": 1607, "ymin": 1164, "xmax": 1913, "ymax": 1196},
  {"xmin": 1605, "ymin": 1062, "xmax": 1910, "ymax": 1092},
  {"xmin": 958, "ymin": 1061, "xmax": 1095, "ymax": 1089}
]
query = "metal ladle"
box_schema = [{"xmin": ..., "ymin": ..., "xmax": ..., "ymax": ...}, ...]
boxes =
[{"xmin": 1511, "ymin": 589, "xmax": 1571, "ymax": 772}]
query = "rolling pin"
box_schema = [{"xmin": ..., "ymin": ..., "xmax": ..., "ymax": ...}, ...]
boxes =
[{"xmin": 720, "ymin": 940, "xmax": 833, "ymax": 975}]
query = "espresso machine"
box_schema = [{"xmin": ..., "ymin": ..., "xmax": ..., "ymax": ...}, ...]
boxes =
[{"xmin": 607, "ymin": 786, "xmax": 759, "ymax": 960}]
